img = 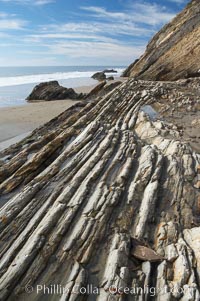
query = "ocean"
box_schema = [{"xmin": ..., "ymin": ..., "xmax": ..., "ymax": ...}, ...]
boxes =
[{"xmin": 0, "ymin": 66, "xmax": 124, "ymax": 107}]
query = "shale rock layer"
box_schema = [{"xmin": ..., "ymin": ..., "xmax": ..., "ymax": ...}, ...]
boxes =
[
  {"xmin": 0, "ymin": 79, "xmax": 200, "ymax": 300},
  {"xmin": 123, "ymin": 0, "xmax": 200, "ymax": 81}
]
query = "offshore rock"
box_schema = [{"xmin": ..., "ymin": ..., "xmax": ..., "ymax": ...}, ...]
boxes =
[
  {"xmin": 26, "ymin": 81, "xmax": 83, "ymax": 102},
  {"xmin": 102, "ymin": 69, "xmax": 117, "ymax": 73},
  {"xmin": 107, "ymin": 76, "xmax": 114, "ymax": 81},
  {"xmin": 91, "ymin": 72, "xmax": 106, "ymax": 81}
]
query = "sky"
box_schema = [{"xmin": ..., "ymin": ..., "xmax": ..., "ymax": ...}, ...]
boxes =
[{"xmin": 0, "ymin": 0, "xmax": 189, "ymax": 66}]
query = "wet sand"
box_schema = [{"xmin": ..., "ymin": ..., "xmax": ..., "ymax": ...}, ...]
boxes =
[{"xmin": 0, "ymin": 85, "xmax": 94, "ymax": 147}]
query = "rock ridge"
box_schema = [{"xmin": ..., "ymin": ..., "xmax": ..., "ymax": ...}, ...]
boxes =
[
  {"xmin": 0, "ymin": 77, "xmax": 200, "ymax": 300},
  {"xmin": 123, "ymin": 0, "xmax": 200, "ymax": 81}
]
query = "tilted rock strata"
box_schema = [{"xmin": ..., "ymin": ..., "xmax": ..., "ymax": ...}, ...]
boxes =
[
  {"xmin": 0, "ymin": 79, "xmax": 200, "ymax": 300},
  {"xmin": 123, "ymin": 0, "xmax": 200, "ymax": 81},
  {"xmin": 86, "ymin": 80, "xmax": 121, "ymax": 100}
]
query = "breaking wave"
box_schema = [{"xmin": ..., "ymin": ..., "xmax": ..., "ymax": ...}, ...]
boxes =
[{"xmin": 0, "ymin": 69, "xmax": 124, "ymax": 87}]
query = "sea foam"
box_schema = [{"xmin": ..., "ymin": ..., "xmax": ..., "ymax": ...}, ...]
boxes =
[{"xmin": 0, "ymin": 69, "xmax": 124, "ymax": 87}]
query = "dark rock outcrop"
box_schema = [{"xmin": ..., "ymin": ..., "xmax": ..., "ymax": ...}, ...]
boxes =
[
  {"xmin": 26, "ymin": 81, "xmax": 83, "ymax": 102},
  {"xmin": 103, "ymin": 69, "xmax": 117, "ymax": 73},
  {"xmin": 91, "ymin": 71, "xmax": 106, "ymax": 81},
  {"xmin": 131, "ymin": 238, "xmax": 163, "ymax": 262},
  {"xmin": 85, "ymin": 80, "xmax": 107, "ymax": 99},
  {"xmin": 123, "ymin": 0, "xmax": 200, "ymax": 81},
  {"xmin": 92, "ymin": 70, "xmax": 118, "ymax": 81},
  {"xmin": 102, "ymin": 81, "xmax": 121, "ymax": 94},
  {"xmin": 122, "ymin": 59, "xmax": 139, "ymax": 78},
  {"xmin": 107, "ymin": 76, "xmax": 114, "ymax": 81},
  {"xmin": 86, "ymin": 81, "xmax": 121, "ymax": 100}
]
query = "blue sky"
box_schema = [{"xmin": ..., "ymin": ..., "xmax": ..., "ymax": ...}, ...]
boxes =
[{"xmin": 0, "ymin": 0, "xmax": 189, "ymax": 66}]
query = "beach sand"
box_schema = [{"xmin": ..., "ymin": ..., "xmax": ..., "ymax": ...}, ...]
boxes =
[{"xmin": 0, "ymin": 85, "xmax": 94, "ymax": 149}]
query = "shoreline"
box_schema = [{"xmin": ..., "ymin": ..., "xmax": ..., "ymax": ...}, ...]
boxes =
[{"xmin": 0, "ymin": 84, "xmax": 96, "ymax": 149}]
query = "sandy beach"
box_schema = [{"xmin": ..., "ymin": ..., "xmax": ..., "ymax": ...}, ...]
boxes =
[{"xmin": 0, "ymin": 85, "xmax": 94, "ymax": 150}]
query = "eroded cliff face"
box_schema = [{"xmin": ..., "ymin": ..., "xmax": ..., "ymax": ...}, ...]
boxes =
[
  {"xmin": 123, "ymin": 0, "xmax": 200, "ymax": 81},
  {"xmin": 0, "ymin": 78, "xmax": 200, "ymax": 300}
]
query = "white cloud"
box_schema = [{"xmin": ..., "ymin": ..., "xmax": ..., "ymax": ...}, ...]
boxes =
[
  {"xmin": 0, "ymin": 19, "xmax": 26, "ymax": 29},
  {"xmin": 0, "ymin": 56, "xmax": 57, "ymax": 66},
  {"xmin": 38, "ymin": 22, "xmax": 154, "ymax": 38},
  {"xmin": 0, "ymin": 11, "xmax": 27, "ymax": 29},
  {"xmin": 0, "ymin": 0, "xmax": 54, "ymax": 5},
  {"xmin": 21, "ymin": 2, "xmax": 174, "ymax": 64},
  {"xmin": 168, "ymin": 0, "xmax": 187, "ymax": 3},
  {"xmin": 0, "ymin": 32, "xmax": 10, "ymax": 38},
  {"xmin": 0, "ymin": 12, "xmax": 9, "ymax": 17},
  {"xmin": 27, "ymin": 33, "xmax": 119, "ymax": 44},
  {"xmin": 81, "ymin": 3, "xmax": 175, "ymax": 26},
  {"xmin": 47, "ymin": 40, "xmax": 146, "ymax": 65},
  {"xmin": 34, "ymin": 0, "xmax": 54, "ymax": 4},
  {"xmin": 0, "ymin": 1, "xmax": 182, "ymax": 65}
]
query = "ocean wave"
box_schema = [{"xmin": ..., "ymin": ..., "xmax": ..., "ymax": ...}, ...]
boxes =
[{"xmin": 0, "ymin": 69, "xmax": 124, "ymax": 87}]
